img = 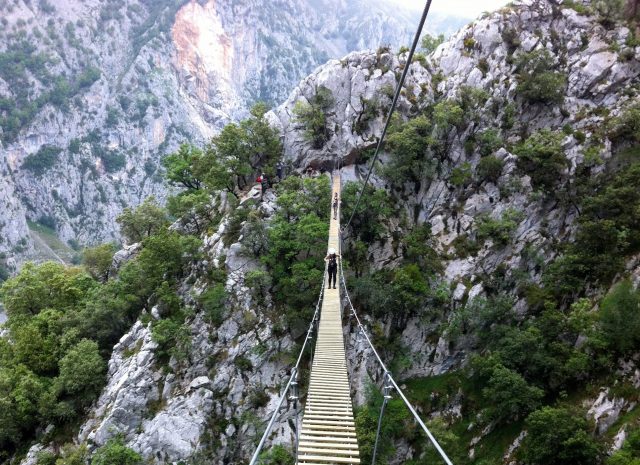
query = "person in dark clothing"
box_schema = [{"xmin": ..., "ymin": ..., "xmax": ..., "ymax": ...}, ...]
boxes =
[
  {"xmin": 257, "ymin": 173, "xmax": 268, "ymax": 200},
  {"xmin": 325, "ymin": 247, "xmax": 340, "ymax": 289},
  {"xmin": 276, "ymin": 162, "xmax": 283, "ymax": 181}
]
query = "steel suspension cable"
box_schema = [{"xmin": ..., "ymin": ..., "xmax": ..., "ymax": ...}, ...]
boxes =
[
  {"xmin": 344, "ymin": 0, "xmax": 433, "ymax": 232},
  {"xmin": 337, "ymin": 231, "xmax": 453, "ymax": 465},
  {"xmin": 248, "ymin": 265, "xmax": 327, "ymax": 465}
]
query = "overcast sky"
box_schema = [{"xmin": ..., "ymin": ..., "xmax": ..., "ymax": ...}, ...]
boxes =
[{"xmin": 390, "ymin": 0, "xmax": 509, "ymax": 18}]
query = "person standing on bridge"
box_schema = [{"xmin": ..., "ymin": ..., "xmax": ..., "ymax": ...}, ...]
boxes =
[
  {"xmin": 332, "ymin": 192, "xmax": 340, "ymax": 220},
  {"xmin": 325, "ymin": 247, "xmax": 340, "ymax": 289}
]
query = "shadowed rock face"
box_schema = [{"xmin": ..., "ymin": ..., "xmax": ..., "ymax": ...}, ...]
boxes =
[{"xmin": 0, "ymin": 0, "xmax": 420, "ymax": 268}]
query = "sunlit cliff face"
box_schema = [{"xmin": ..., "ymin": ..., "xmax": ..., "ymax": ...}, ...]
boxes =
[{"xmin": 171, "ymin": 0, "xmax": 234, "ymax": 102}]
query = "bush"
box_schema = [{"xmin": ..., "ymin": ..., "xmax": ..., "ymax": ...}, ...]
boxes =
[
  {"xmin": 354, "ymin": 97, "xmax": 380, "ymax": 134},
  {"xmin": 82, "ymin": 243, "xmax": 116, "ymax": 282},
  {"xmin": 91, "ymin": 437, "xmax": 142, "ymax": 465},
  {"xmin": 514, "ymin": 129, "xmax": 568, "ymax": 192},
  {"xmin": 58, "ymin": 339, "xmax": 106, "ymax": 404},
  {"xmin": 37, "ymin": 215, "xmax": 57, "ymax": 230},
  {"xmin": 258, "ymin": 445, "xmax": 295, "ymax": 465},
  {"xmin": 384, "ymin": 115, "xmax": 436, "ymax": 184},
  {"xmin": 421, "ymin": 33, "xmax": 445, "ymax": 53},
  {"xmin": 520, "ymin": 407, "xmax": 602, "ymax": 465},
  {"xmin": 609, "ymin": 104, "xmax": 640, "ymax": 143},
  {"xmin": 449, "ymin": 162, "xmax": 472, "ymax": 187},
  {"xmin": 544, "ymin": 163, "xmax": 640, "ymax": 301},
  {"xmin": 481, "ymin": 363, "xmax": 544, "ymax": 423},
  {"xmin": 151, "ymin": 318, "xmax": 190, "ymax": 361},
  {"xmin": 100, "ymin": 150, "xmax": 126, "ymax": 173},
  {"xmin": 116, "ymin": 197, "xmax": 170, "ymax": 244},
  {"xmin": 22, "ymin": 145, "xmax": 62, "ymax": 176},
  {"xmin": 76, "ymin": 66, "xmax": 100, "ymax": 89},
  {"xmin": 292, "ymin": 86, "xmax": 334, "ymax": 148},
  {"xmin": 516, "ymin": 50, "xmax": 566, "ymax": 104},
  {"xmin": 477, "ymin": 129, "xmax": 503, "ymax": 156},
  {"xmin": 477, "ymin": 155, "xmax": 504, "ymax": 183},
  {"xmin": 599, "ymin": 280, "xmax": 640, "ymax": 356},
  {"xmin": 199, "ymin": 284, "xmax": 227, "ymax": 326},
  {"xmin": 607, "ymin": 429, "xmax": 640, "ymax": 465},
  {"xmin": 476, "ymin": 208, "xmax": 524, "ymax": 246},
  {"xmin": 162, "ymin": 144, "xmax": 203, "ymax": 190}
]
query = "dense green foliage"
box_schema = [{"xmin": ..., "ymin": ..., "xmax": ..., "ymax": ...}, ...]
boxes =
[
  {"xmin": 82, "ymin": 243, "xmax": 117, "ymax": 282},
  {"xmin": 475, "ymin": 208, "xmax": 524, "ymax": 246},
  {"xmin": 91, "ymin": 437, "xmax": 143, "ymax": 465},
  {"xmin": 515, "ymin": 50, "xmax": 566, "ymax": 104},
  {"xmin": 477, "ymin": 155, "xmax": 504, "ymax": 183},
  {"xmin": 607, "ymin": 429, "xmax": 640, "ymax": 465},
  {"xmin": 21, "ymin": 145, "xmax": 62, "ymax": 176},
  {"xmin": 544, "ymin": 162, "xmax": 640, "ymax": 301},
  {"xmin": 0, "ymin": 197, "xmax": 200, "ymax": 458},
  {"xmin": 162, "ymin": 103, "xmax": 281, "ymax": 204},
  {"xmin": 421, "ymin": 33, "xmax": 445, "ymax": 53},
  {"xmin": 520, "ymin": 407, "xmax": 602, "ymax": 465},
  {"xmin": 355, "ymin": 386, "xmax": 466, "ymax": 465},
  {"xmin": 382, "ymin": 96, "xmax": 479, "ymax": 188},
  {"xmin": 293, "ymin": 86, "xmax": 335, "ymax": 148},
  {"xmin": 609, "ymin": 104, "xmax": 640, "ymax": 143},
  {"xmin": 383, "ymin": 115, "xmax": 437, "ymax": 184},
  {"xmin": 599, "ymin": 280, "xmax": 640, "ymax": 356},
  {"xmin": 261, "ymin": 176, "xmax": 330, "ymax": 321},
  {"xmin": 257, "ymin": 445, "xmax": 295, "ymax": 465},
  {"xmin": 514, "ymin": 129, "xmax": 568, "ymax": 192},
  {"xmin": 116, "ymin": 196, "xmax": 170, "ymax": 243},
  {"xmin": 340, "ymin": 181, "xmax": 395, "ymax": 244}
]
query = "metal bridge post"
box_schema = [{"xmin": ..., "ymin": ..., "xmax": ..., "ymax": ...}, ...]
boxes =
[
  {"xmin": 371, "ymin": 371, "xmax": 394, "ymax": 465},
  {"xmin": 289, "ymin": 371, "xmax": 300, "ymax": 459}
]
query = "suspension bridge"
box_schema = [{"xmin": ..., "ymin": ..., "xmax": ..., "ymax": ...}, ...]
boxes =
[
  {"xmin": 249, "ymin": 171, "xmax": 453, "ymax": 465},
  {"xmin": 249, "ymin": 1, "xmax": 454, "ymax": 463}
]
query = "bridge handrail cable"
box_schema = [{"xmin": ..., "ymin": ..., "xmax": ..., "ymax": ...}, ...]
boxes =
[
  {"xmin": 248, "ymin": 263, "xmax": 327, "ymax": 465},
  {"xmin": 338, "ymin": 231, "xmax": 454, "ymax": 465}
]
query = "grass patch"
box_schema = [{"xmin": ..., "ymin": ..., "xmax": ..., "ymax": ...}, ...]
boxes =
[{"xmin": 27, "ymin": 220, "xmax": 78, "ymax": 263}]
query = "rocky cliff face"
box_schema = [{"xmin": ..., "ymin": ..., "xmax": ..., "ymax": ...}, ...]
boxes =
[
  {"xmin": 0, "ymin": 0, "xmax": 438, "ymax": 269},
  {"xmin": 12, "ymin": 0, "xmax": 640, "ymax": 464}
]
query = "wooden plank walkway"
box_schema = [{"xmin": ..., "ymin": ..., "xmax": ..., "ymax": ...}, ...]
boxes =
[{"xmin": 297, "ymin": 172, "xmax": 360, "ymax": 465}]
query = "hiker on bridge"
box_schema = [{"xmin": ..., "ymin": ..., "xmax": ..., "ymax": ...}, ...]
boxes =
[
  {"xmin": 325, "ymin": 247, "xmax": 340, "ymax": 289},
  {"xmin": 332, "ymin": 192, "xmax": 340, "ymax": 220}
]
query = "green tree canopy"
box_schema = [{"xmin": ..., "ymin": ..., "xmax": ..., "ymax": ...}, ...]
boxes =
[
  {"xmin": 0, "ymin": 262, "xmax": 95, "ymax": 320},
  {"xmin": 521, "ymin": 407, "xmax": 602, "ymax": 465},
  {"xmin": 162, "ymin": 143, "xmax": 203, "ymax": 190},
  {"xmin": 293, "ymin": 86, "xmax": 335, "ymax": 148},
  {"xmin": 196, "ymin": 102, "xmax": 282, "ymax": 197},
  {"xmin": 82, "ymin": 243, "xmax": 117, "ymax": 282},
  {"xmin": 116, "ymin": 196, "xmax": 170, "ymax": 244},
  {"xmin": 599, "ymin": 280, "xmax": 640, "ymax": 356}
]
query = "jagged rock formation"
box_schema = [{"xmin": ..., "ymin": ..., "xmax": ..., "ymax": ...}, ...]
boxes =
[{"xmin": 0, "ymin": 0, "xmax": 449, "ymax": 267}]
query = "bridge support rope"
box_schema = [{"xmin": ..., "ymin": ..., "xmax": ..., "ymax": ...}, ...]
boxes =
[{"xmin": 297, "ymin": 172, "xmax": 361, "ymax": 464}]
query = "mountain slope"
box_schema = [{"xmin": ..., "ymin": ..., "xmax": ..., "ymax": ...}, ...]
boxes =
[
  {"xmin": 0, "ymin": 0, "xmax": 428, "ymax": 271},
  {"xmin": 5, "ymin": 0, "xmax": 640, "ymax": 464}
]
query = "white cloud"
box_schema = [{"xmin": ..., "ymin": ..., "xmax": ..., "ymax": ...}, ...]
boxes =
[{"xmin": 390, "ymin": 0, "xmax": 509, "ymax": 19}]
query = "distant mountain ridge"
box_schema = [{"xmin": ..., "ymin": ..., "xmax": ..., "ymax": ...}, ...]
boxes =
[{"xmin": 0, "ymin": 0, "xmax": 457, "ymax": 271}]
